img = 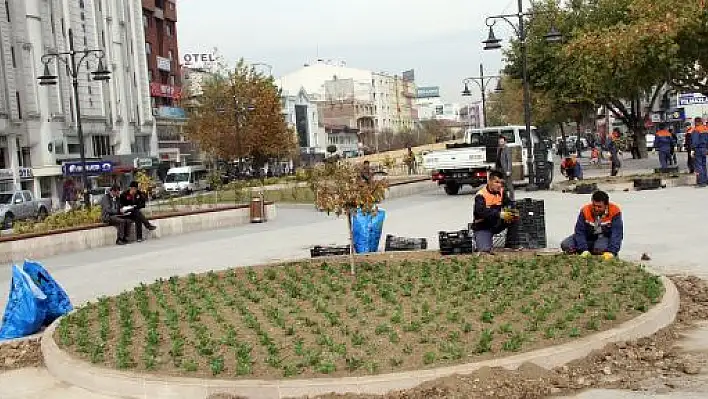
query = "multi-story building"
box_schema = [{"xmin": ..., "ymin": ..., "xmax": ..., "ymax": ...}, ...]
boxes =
[
  {"xmin": 0, "ymin": 0, "xmax": 155, "ymax": 205},
  {"xmin": 280, "ymin": 87, "xmax": 326, "ymax": 164},
  {"xmin": 278, "ymin": 60, "xmax": 417, "ymax": 133},
  {"xmin": 141, "ymin": 0, "xmax": 188, "ymax": 166}
]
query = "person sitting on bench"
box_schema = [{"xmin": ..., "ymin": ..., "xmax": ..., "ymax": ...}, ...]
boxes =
[
  {"xmin": 101, "ymin": 184, "xmax": 130, "ymax": 246},
  {"xmin": 120, "ymin": 181, "xmax": 157, "ymax": 243},
  {"xmin": 471, "ymin": 170, "xmax": 520, "ymax": 253}
]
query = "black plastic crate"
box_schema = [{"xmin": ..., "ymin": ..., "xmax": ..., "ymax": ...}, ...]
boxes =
[
  {"xmin": 385, "ymin": 235, "xmax": 428, "ymax": 252},
  {"xmin": 515, "ymin": 199, "xmax": 547, "ymax": 249},
  {"xmin": 439, "ymin": 230, "xmax": 475, "ymax": 255},
  {"xmin": 633, "ymin": 178, "xmax": 662, "ymax": 191},
  {"xmin": 310, "ymin": 245, "xmax": 351, "ymax": 258},
  {"xmin": 574, "ymin": 183, "xmax": 598, "ymax": 194}
]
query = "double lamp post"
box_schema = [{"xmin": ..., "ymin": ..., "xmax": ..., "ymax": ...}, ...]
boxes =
[
  {"xmin": 461, "ymin": 63, "xmax": 502, "ymax": 128},
  {"xmin": 480, "ymin": 0, "xmax": 562, "ymax": 190},
  {"xmin": 38, "ymin": 29, "xmax": 111, "ymax": 207}
]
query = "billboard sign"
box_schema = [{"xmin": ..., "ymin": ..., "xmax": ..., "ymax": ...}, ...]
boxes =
[
  {"xmin": 62, "ymin": 161, "xmax": 113, "ymax": 176},
  {"xmin": 679, "ymin": 93, "xmax": 708, "ymax": 106},
  {"xmin": 402, "ymin": 69, "xmax": 415, "ymax": 82},
  {"xmin": 182, "ymin": 52, "xmax": 217, "ymax": 69},
  {"xmin": 156, "ymin": 56, "xmax": 171, "ymax": 72},
  {"xmin": 416, "ymin": 86, "xmax": 440, "ymax": 98}
]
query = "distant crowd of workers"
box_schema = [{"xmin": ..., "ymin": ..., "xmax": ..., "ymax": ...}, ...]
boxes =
[{"xmin": 560, "ymin": 118, "xmax": 708, "ymax": 188}]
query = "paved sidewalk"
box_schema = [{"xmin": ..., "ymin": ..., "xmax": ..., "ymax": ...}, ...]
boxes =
[{"xmin": 1, "ymin": 187, "xmax": 707, "ymax": 398}]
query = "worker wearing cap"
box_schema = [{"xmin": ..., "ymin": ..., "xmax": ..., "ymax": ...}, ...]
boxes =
[
  {"xmin": 654, "ymin": 123, "xmax": 673, "ymax": 170},
  {"xmin": 561, "ymin": 190, "xmax": 623, "ymax": 261},
  {"xmin": 691, "ymin": 117, "xmax": 708, "ymax": 187}
]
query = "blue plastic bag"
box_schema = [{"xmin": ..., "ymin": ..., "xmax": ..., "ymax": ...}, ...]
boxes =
[
  {"xmin": 351, "ymin": 208, "xmax": 386, "ymax": 254},
  {"xmin": 22, "ymin": 260, "xmax": 72, "ymax": 324},
  {"xmin": 368, "ymin": 209, "xmax": 386, "ymax": 252},
  {"xmin": 0, "ymin": 265, "xmax": 48, "ymax": 340}
]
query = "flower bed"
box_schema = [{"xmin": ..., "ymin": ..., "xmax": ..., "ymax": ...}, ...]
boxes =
[{"xmin": 54, "ymin": 253, "xmax": 664, "ymax": 380}]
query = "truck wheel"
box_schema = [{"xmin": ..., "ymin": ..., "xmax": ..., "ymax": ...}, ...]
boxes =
[
  {"xmin": 4, "ymin": 213, "xmax": 14, "ymax": 230},
  {"xmin": 444, "ymin": 183, "xmax": 460, "ymax": 195},
  {"xmin": 37, "ymin": 207, "xmax": 49, "ymax": 221}
]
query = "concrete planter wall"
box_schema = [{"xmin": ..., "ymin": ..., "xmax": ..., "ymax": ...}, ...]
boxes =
[
  {"xmin": 0, "ymin": 204, "xmax": 276, "ymax": 264},
  {"xmin": 386, "ymin": 179, "xmax": 436, "ymax": 200}
]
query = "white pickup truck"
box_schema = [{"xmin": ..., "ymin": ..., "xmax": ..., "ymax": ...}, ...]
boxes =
[{"xmin": 422, "ymin": 126, "xmax": 550, "ymax": 195}]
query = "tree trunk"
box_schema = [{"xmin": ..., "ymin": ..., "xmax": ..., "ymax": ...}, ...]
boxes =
[
  {"xmin": 558, "ymin": 123, "xmax": 568, "ymax": 157},
  {"xmin": 347, "ymin": 211, "xmax": 355, "ymax": 275}
]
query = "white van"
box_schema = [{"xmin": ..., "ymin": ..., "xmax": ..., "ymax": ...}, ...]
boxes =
[{"xmin": 164, "ymin": 166, "xmax": 209, "ymax": 194}]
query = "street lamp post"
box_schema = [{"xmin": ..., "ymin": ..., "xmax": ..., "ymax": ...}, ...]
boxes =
[
  {"xmin": 461, "ymin": 63, "xmax": 501, "ymax": 128},
  {"xmin": 483, "ymin": 0, "xmax": 562, "ymax": 191},
  {"xmin": 38, "ymin": 29, "xmax": 111, "ymax": 207}
]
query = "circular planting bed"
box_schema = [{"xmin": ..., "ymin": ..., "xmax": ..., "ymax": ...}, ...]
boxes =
[{"xmin": 54, "ymin": 253, "xmax": 664, "ymax": 380}]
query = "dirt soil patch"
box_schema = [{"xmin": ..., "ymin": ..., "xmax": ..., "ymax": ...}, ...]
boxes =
[
  {"xmin": 55, "ymin": 252, "xmax": 663, "ymax": 381},
  {"xmin": 0, "ymin": 337, "xmax": 42, "ymax": 371},
  {"xmin": 299, "ymin": 276, "xmax": 708, "ymax": 399}
]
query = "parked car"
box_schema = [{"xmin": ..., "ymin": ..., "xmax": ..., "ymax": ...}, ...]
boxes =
[
  {"xmin": 0, "ymin": 190, "xmax": 52, "ymax": 229},
  {"xmin": 89, "ymin": 187, "xmax": 111, "ymax": 206}
]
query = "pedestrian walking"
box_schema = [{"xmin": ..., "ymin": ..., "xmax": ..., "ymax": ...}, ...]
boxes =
[
  {"xmin": 669, "ymin": 128, "xmax": 678, "ymax": 166},
  {"xmin": 608, "ymin": 128, "xmax": 622, "ymax": 177},
  {"xmin": 685, "ymin": 122, "xmax": 695, "ymax": 174}
]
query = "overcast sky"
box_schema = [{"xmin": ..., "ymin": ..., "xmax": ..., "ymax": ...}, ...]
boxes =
[{"xmin": 176, "ymin": 0, "xmax": 531, "ymax": 104}]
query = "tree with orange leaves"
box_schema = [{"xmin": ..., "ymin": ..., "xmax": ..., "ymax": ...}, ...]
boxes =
[{"xmin": 185, "ymin": 59, "xmax": 296, "ymax": 169}]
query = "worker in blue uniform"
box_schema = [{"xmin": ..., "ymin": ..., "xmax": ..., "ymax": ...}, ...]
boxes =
[
  {"xmin": 561, "ymin": 190, "xmax": 623, "ymax": 260},
  {"xmin": 654, "ymin": 124, "xmax": 674, "ymax": 170}
]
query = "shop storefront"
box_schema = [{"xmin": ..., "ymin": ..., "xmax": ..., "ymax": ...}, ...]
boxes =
[{"xmin": 0, "ymin": 168, "xmax": 35, "ymax": 192}]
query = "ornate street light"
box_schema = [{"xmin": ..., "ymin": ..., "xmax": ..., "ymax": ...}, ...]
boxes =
[{"xmin": 38, "ymin": 29, "xmax": 111, "ymax": 207}]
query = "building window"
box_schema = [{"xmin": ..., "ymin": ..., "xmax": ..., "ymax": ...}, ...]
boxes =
[
  {"xmin": 165, "ymin": 22, "xmax": 172, "ymax": 37},
  {"xmin": 167, "ymin": 50, "xmax": 173, "ymax": 60},
  {"xmin": 143, "ymin": 14, "xmax": 148, "ymax": 29},
  {"xmin": 4, "ymin": 0, "xmax": 10, "ymax": 22},
  {"xmin": 79, "ymin": 0, "xmax": 84, "ymax": 8},
  {"xmin": 92, "ymin": 135, "xmax": 112, "ymax": 157},
  {"xmin": 88, "ymin": 86, "xmax": 92, "ymax": 94},
  {"xmin": 10, "ymin": 46, "xmax": 15, "ymax": 67},
  {"xmin": 83, "ymin": 35, "xmax": 87, "ymax": 46},
  {"xmin": 169, "ymin": 75, "xmax": 175, "ymax": 85},
  {"xmin": 15, "ymin": 91, "xmax": 21, "ymax": 119},
  {"xmin": 148, "ymin": 69, "xmax": 153, "ymax": 81},
  {"xmin": 145, "ymin": 42, "xmax": 151, "ymax": 54},
  {"xmin": 80, "ymin": 12, "xmax": 84, "ymax": 21},
  {"xmin": 101, "ymin": 30, "xmax": 105, "ymax": 46}
]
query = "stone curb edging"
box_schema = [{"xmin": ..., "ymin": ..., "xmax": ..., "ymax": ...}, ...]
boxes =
[{"xmin": 41, "ymin": 276, "xmax": 678, "ymax": 399}]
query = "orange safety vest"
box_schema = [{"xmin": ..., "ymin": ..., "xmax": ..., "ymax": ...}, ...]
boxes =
[
  {"xmin": 477, "ymin": 186, "xmax": 504, "ymax": 207},
  {"xmin": 582, "ymin": 203, "xmax": 621, "ymax": 226},
  {"xmin": 655, "ymin": 129, "xmax": 671, "ymax": 137}
]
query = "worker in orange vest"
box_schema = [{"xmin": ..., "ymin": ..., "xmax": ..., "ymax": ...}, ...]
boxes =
[
  {"xmin": 691, "ymin": 117, "xmax": 708, "ymax": 187},
  {"xmin": 654, "ymin": 123, "xmax": 673, "ymax": 170},
  {"xmin": 471, "ymin": 170, "xmax": 520, "ymax": 253},
  {"xmin": 561, "ymin": 190, "xmax": 623, "ymax": 260}
]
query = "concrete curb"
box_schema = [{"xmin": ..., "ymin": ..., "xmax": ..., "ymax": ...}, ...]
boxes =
[
  {"xmin": 41, "ymin": 276, "xmax": 678, "ymax": 399},
  {"xmin": 554, "ymin": 174, "xmax": 697, "ymax": 193}
]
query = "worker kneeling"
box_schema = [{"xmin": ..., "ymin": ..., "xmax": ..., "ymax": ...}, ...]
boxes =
[
  {"xmin": 560, "ymin": 156, "xmax": 583, "ymax": 181},
  {"xmin": 471, "ymin": 170, "xmax": 520, "ymax": 253},
  {"xmin": 561, "ymin": 190, "xmax": 624, "ymax": 260}
]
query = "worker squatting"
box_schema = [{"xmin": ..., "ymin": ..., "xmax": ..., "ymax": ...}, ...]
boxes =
[{"xmin": 471, "ymin": 170, "xmax": 623, "ymax": 259}]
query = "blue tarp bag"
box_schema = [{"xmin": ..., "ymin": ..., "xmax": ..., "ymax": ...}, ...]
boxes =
[
  {"xmin": 0, "ymin": 265, "xmax": 48, "ymax": 340},
  {"xmin": 351, "ymin": 208, "xmax": 386, "ymax": 253},
  {"xmin": 22, "ymin": 260, "xmax": 72, "ymax": 324}
]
